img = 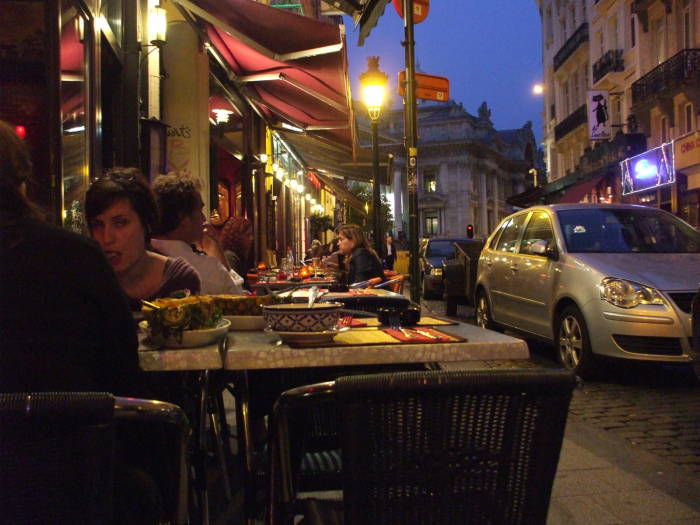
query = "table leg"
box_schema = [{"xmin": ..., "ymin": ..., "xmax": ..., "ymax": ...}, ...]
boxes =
[
  {"xmin": 193, "ymin": 370, "xmax": 210, "ymax": 525},
  {"xmin": 233, "ymin": 370, "xmax": 257, "ymax": 524}
]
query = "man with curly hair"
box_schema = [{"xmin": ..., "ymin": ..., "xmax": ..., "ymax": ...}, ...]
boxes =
[{"xmin": 151, "ymin": 172, "xmax": 244, "ymax": 294}]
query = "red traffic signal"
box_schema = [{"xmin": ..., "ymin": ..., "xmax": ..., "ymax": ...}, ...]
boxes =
[{"xmin": 466, "ymin": 224, "xmax": 474, "ymax": 238}]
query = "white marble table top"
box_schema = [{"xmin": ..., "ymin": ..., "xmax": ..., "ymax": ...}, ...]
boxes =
[
  {"xmin": 138, "ymin": 341, "xmax": 224, "ymax": 372},
  {"xmin": 223, "ymin": 322, "xmax": 529, "ymax": 371}
]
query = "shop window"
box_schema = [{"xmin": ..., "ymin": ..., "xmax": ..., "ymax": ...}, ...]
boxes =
[
  {"xmin": 424, "ymin": 209, "xmax": 439, "ymax": 236},
  {"xmin": 423, "ymin": 167, "xmax": 437, "ymax": 193},
  {"xmin": 60, "ymin": 5, "xmax": 89, "ymax": 234}
]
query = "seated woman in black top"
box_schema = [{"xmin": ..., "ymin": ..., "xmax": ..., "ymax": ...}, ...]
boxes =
[{"xmin": 337, "ymin": 224, "xmax": 385, "ymax": 285}]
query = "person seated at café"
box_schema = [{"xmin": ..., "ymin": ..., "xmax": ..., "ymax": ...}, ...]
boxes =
[
  {"xmin": 151, "ymin": 172, "xmax": 244, "ymax": 295},
  {"xmin": 85, "ymin": 167, "xmax": 201, "ymax": 311},
  {"xmin": 0, "ymin": 121, "xmax": 162, "ymax": 525},
  {"xmin": 337, "ymin": 223, "xmax": 385, "ymax": 285},
  {"xmin": 0, "ymin": 121, "xmax": 141, "ymax": 395}
]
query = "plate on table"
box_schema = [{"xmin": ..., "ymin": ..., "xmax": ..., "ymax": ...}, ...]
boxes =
[
  {"xmin": 272, "ymin": 327, "xmax": 345, "ymax": 346},
  {"xmin": 139, "ymin": 318, "xmax": 230, "ymax": 348},
  {"xmin": 223, "ymin": 315, "xmax": 266, "ymax": 331}
]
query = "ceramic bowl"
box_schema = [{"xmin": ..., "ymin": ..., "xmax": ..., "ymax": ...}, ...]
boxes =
[{"xmin": 262, "ymin": 302, "xmax": 343, "ymax": 332}]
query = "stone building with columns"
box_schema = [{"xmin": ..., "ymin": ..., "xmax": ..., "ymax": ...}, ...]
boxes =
[{"xmin": 380, "ymin": 100, "xmax": 538, "ymax": 240}]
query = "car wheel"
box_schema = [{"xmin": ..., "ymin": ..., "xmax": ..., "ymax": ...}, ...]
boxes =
[
  {"xmin": 556, "ymin": 305, "xmax": 595, "ymax": 378},
  {"xmin": 475, "ymin": 290, "xmax": 502, "ymax": 332}
]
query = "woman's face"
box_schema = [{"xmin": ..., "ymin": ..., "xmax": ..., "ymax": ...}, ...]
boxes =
[
  {"xmin": 338, "ymin": 232, "xmax": 355, "ymax": 255},
  {"xmin": 90, "ymin": 197, "xmax": 147, "ymax": 276}
]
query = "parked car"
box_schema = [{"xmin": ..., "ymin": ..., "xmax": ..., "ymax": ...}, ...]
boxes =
[
  {"xmin": 442, "ymin": 239, "xmax": 485, "ymax": 315},
  {"xmin": 419, "ymin": 237, "xmax": 471, "ymax": 299},
  {"xmin": 475, "ymin": 204, "xmax": 700, "ymax": 377}
]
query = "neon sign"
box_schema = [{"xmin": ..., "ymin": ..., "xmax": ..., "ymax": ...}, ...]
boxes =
[{"xmin": 620, "ymin": 142, "xmax": 675, "ymax": 195}]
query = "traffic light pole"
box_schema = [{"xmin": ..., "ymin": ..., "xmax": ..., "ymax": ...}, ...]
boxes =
[{"xmin": 402, "ymin": 0, "xmax": 420, "ymax": 303}]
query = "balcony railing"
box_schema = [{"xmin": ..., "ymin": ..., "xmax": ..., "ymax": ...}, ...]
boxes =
[
  {"xmin": 555, "ymin": 105, "xmax": 587, "ymax": 142},
  {"xmin": 593, "ymin": 49, "xmax": 625, "ymax": 83},
  {"xmin": 632, "ymin": 49, "xmax": 700, "ymax": 106},
  {"xmin": 553, "ymin": 23, "xmax": 589, "ymax": 72}
]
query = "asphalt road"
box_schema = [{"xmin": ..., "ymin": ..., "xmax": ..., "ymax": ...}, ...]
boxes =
[{"xmin": 421, "ymin": 297, "xmax": 700, "ymax": 476}]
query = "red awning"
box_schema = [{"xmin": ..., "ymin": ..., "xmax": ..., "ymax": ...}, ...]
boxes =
[
  {"xmin": 175, "ymin": 0, "xmax": 355, "ymax": 155},
  {"xmin": 558, "ymin": 175, "xmax": 604, "ymax": 204}
]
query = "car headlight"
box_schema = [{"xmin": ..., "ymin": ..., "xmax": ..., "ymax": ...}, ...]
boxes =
[
  {"xmin": 599, "ymin": 277, "xmax": 665, "ymax": 308},
  {"xmin": 430, "ymin": 268, "xmax": 443, "ymax": 276}
]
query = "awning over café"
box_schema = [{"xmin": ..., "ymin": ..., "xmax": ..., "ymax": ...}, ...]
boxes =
[
  {"xmin": 316, "ymin": 172, "xmax": 368, "ymax": 216},
  {"xmin": 174, "ymin": 0, "xmax": 356, "ymax": 157},
  {"xmin": 557, "ymin": 175, "xmax": 604, "ymax": 204},
  {"xmin": 279, "ymin": 130, "xmax": 393, "ymax": 184}
]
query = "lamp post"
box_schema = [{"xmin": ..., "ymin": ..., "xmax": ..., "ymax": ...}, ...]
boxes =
[{"xmin": 360, "ymin": 56, "xmax": 388, "ymax": 255}]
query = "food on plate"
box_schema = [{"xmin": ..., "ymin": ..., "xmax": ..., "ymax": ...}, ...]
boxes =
[{"xmin": 210, "ymin": 294, "xmax": 276, "ymax": 316}]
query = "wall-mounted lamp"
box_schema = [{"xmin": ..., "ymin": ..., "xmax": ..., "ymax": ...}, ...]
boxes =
[
  {"xmin": 260, "ymin": 153, "xmax": 268, "ymax": 163},
  {"xmin": 148, "ymin": 6, "xmax": 167, "ymax": 47},
  {"xmin": 305, "ymin": 193, "xmax": 312, "ymax": 201}
]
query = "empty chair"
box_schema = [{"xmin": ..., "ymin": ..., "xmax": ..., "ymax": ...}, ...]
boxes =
[
  {"xmin": 269, "ymin": 369, "xmax": 576, "ymax": 525},
  {"xmin": 0, "ymin": 392, "xmax": 190, "ymax": 525}
]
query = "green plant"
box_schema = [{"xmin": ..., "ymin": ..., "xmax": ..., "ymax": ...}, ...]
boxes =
[{"xmin": 309, "ymin": 213, "xmax": 334, "ymax": 238}]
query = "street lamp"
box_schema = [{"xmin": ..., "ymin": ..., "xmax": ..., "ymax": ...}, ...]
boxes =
[{"xmin": 360, "ymin": 56, "xmax": 388, "ymax": 255}]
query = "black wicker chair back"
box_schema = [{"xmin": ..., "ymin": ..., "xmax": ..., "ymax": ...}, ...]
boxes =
[
  {"xmin": 270, "ymin": 369, "xmax": 575, "ymax": 525},
  {"xmin": 0, "ymin": 392, "xmax": 116, "ymax": 525},
  {"xmin": 0, "ymin": 393, "xmax": 190, "ymax": 525}
]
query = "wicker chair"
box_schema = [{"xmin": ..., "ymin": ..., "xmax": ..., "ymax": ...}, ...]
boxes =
[
  {"xmin": 269, "ymin": 369, "xmax": 576, "ymax": 525},
  {"xmin": 0, "ymin": 392, "xmax": 190, "ymax": 525}
]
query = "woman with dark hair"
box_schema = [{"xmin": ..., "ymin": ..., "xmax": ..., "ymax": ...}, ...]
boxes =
[
  {"xmin": 0, "ymin": 120, "xmax": 140, "ymax": 395},
  {"xmin": 85, "ymin": 168, "xmax": 201, "ymax": 311},
  {"xmin": 337, "ymin": 224, "xmax": 384, "ymax": 285}
]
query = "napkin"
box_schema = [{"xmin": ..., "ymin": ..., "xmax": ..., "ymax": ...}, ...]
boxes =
[
  {"xmin": 383, "ymin": 328, "xmax": 452, "ymax": 343},
  {"xmin": 339, "ymin": 315, "xmax": 367, "ymax": 328}
]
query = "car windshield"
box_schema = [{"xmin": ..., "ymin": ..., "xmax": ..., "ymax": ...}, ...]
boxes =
[
  {"xmin": 557, "ymin": 208, "xmax": 700, "ymax": 253},
  {"xmin": 426, "ymin": 241, "xmax": 456, "ymax": 258}
]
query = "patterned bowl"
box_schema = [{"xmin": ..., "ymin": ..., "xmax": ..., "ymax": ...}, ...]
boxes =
[{"xmin": 262, "ymin": 302, "xmax": 344, "ymax": 332}]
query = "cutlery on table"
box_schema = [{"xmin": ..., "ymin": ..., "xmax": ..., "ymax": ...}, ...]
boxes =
[
  {"xmin": 400, "ymin": 328, "xmax": 415, "ymax": 339},
  {"xmin": 414, "ymin": 329, "xmax": 439, "ymax": 340}
]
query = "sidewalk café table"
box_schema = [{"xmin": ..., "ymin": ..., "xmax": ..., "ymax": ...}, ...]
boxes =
[
  {"xmin": 138, "ymin": 337, "xmax": 229, "ymax": 525},
  {"xmin": 223, "ymin": 320, "xmax": 529, "ymax": 523},
  {"xmin": 282, "ymin": 287, "xmax": 410, "ymax": 312}
]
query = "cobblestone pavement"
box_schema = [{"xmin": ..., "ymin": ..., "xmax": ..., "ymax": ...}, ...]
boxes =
[{"xmin": 421, "ymin": 296, "xmax": 700, "ymax": 476}]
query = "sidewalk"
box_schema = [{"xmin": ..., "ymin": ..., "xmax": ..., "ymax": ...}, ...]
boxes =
[{"xmin": 550, "ymin": 417, "xmax": 700, "ymax": 524}]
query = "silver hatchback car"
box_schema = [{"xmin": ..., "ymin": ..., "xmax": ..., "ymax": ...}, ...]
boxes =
[{"xmin": 475, "ymin": 204, "xmax": 700, "ymax": 376}]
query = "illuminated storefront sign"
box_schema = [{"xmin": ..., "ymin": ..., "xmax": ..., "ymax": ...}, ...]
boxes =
[
  {"xmin": 620, "ymin": 142, "xmax": 675, "ymax": 195},
  {"xmin": 675, "ymin": 131, "xmax": 700, "ymax": 187}
]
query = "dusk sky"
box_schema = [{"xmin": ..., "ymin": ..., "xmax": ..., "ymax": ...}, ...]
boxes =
[{"xmin": 343, "ymin": 1, "xmax": 544, "ymax": 142}]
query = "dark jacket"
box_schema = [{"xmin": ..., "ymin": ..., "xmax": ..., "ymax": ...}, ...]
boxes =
[
  {"xmin": 346, "ymin": 247, "xmax": 384, "ymax": 285},
  {"xmin": 0, "ymin": 218, "xmax": 141, "ymax": 395}
]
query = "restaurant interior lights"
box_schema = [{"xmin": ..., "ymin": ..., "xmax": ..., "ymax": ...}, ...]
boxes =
[
  {"xmin": 212, "ymin": 108, "xmax": 233, "ymax": 124},
  {"xmin": 259, "ymin": 153, "xmax": 268, "ymax": 163},
  {"xmin": 148, "ymin": 5, "xmax": 167, "ymax": 47},
  {"xmin": 305, "ymin": 193, "xmax": 312, "ymax": 201}
]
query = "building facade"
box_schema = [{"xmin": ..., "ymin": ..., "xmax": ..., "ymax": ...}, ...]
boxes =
[
  {"xmin": 531, "ymin": 0, "xmax": 699, "ymax": 225},
  {"xmin": 381, "ymin": 100, "xmax": 537, "ymax": 240}
]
